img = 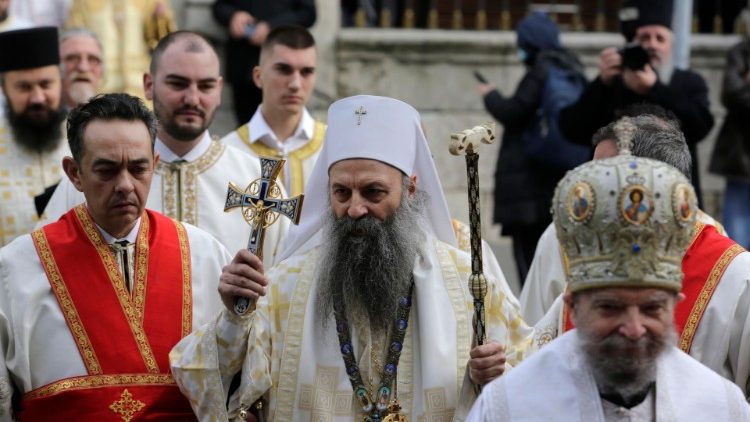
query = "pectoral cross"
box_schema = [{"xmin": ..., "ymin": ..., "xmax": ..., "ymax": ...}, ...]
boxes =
[{"xmin": 225, "ymin": 156, "xmax": 304, "ymax": 314}]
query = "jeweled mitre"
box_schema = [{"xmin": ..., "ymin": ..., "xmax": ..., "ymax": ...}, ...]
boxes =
[{"xmin": 552, "ymin": 125, "xmax": 698, "ymax": 293}]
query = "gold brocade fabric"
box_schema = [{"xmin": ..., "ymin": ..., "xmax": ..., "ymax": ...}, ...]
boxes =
[
  {"xmin": 0, "ymin": 119, "xmax": 68, "ymax": 246},
  {"xmin": 65, "ymin": 0, "xmax": 176, "ymax": 100}
]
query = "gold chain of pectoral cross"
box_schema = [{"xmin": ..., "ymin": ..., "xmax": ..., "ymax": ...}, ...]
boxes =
[{"xmin": 367, "ymin": 339, "xmax": 384, "ymax": 398}]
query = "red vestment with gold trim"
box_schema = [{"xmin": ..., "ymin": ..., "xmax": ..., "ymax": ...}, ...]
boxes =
[{"xmin": 19, "ymin": 205, "xmax": 194, "ymax": 420}]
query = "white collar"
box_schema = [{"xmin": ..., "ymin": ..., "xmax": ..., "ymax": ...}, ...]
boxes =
[
  {"xmin": 154, "ymin": 131, "xmax": 212, "ymax": 163},
  {"xmin": 247, "ymin": 105, "xmax": 314, "ymax": 146},
  {"xmin": 96, "ymin": 217, "xmax": 141, "ymax": 245}
]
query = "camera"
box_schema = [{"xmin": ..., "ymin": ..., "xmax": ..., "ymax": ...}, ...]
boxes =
[
  {"xmin": 618, "ymin": 44, "xmax": 651, "ymax": 71},
  {"xmin": 244, "ymin": 23, "xmax": 256, "ymax": 39}
]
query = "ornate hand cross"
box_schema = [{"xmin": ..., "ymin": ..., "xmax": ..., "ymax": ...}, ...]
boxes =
[{"xmin": 225, "ymin": 156, "xmax": 304, "ymax": 314}]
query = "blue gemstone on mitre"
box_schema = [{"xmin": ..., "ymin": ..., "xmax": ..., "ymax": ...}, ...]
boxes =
[
  {"xmin": 630, "ymin": 161, "xmax": 637, "ymax": 169},
  {"xmin": 632, "ymin": 244, "xmax": 641, "ymax": 253}
]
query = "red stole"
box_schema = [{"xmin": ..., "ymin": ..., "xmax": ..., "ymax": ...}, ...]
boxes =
[
  {"xmin": 20, "ymin": 205, "xmax": 194, "ymax": 421},
  {"xmin": 562, "ymin": 223, "xmax": 744, "ymax": 353}
]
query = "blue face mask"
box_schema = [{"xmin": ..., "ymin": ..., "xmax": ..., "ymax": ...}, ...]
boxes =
[{"xmin": 517, "ymin": 48, "xmax": 528, "ymax": 62}]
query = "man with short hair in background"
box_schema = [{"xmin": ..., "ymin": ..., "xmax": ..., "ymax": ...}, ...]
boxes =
[
  {"xmin": 211, "ymin": 0, "xmax": 316, "ymax": 125},
  {"xmin": 222, "ymin": 25, "xmax": 325, "ymax": 198}
]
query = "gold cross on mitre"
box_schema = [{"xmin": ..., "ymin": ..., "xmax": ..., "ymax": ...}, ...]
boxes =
[
  {"xmin": 225, "ymin": 156, "xmax": 304, "ymax": 314},
  {"xmin": 355, "ymin": 105, "xmax": 367, "ymax": 125}
]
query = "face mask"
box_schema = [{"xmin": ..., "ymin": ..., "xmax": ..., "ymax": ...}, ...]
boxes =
[{"xmin": 517, "ymin": 48, "xmax": 528, "ymax": 62}]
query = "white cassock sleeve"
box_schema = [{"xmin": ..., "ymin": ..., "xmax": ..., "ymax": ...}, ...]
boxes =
[
  {"xmin": 732, "ymin": 284, "xmax": 750, "ymax": 398},
  {"xmin": 170, "ymin": 292, "xmax": 275, "ymax": 421},
  {"xmin": 723, "ymin": 255, "xmax": 750, "ymax": 398},
  {"xmin": 0, "ymin": 248, "xmax": 20, "ymax": 420},
  {"xmin": 465, "ymin": 376, "xmax": 510, "ymax": 421},
  {"xmin": 519, "ymin": 223, "xmax": 566, "ymax": 325}
]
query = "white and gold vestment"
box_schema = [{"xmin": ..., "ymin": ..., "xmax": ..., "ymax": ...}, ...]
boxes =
[
  {"xmin": 171, "ymin": 237, "xmax": 534, "ymax": 421},
  {"xmin": 0, "ymin": 117, "xmax": 68, "ymax": 246}
]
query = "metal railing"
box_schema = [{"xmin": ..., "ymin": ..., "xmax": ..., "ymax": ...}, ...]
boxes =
[{"xmin": 342, "ymin": 0, "xmax": 747, "ymax": 34}]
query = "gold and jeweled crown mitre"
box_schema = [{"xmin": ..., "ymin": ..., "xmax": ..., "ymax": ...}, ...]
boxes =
[{"xmin": 552, "ymin": 118, "xmax": 698, "ymax": 293}]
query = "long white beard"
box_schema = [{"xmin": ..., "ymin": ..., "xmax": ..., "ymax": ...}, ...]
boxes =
[{"xmin": 315, "ymin": 188, "xmax": 427, "ymax": 338}]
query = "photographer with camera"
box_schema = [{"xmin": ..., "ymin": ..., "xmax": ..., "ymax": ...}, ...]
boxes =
[
  {"xmin": 559, "ymin": 0, "xmax": 714, "ymax": 203},
  {"xmin": 476, "ymin": 12, "xmax": 586, "ymax": 284}
]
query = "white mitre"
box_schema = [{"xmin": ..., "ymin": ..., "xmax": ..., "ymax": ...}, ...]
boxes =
[{"xmin": 277, "ymin": 95, "xmax": 457, "ymax": 261}]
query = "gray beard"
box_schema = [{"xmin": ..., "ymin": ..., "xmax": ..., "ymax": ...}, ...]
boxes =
[
  {"xmin": 315, "ymin": 189, "xmax": 426, "ymax": 339},
  {"xmin": 578, "ymin": 324, "xmax": 675, "ymax": 401},
  {"xmin": 654, "ymin": 57, "xmax": 674, "ymax": 84}
]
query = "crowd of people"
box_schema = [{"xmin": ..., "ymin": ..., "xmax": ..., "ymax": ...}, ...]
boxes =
[{"xmin": 0, "ymin": 0, "xmax": 748, "ymax": 420}]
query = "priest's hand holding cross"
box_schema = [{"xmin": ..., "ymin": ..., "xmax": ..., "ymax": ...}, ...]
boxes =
[{"xmin": 222, "ymin": 156, "xmax": 304, "ymax": 315}]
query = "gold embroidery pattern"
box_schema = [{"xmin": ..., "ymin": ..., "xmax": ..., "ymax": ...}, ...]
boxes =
[
  {"xmin": 435, "ymin": 240, "xmax": 471, "ymax": 395},
  {"xmin": 679, "ymin": 243, "xmax": 744, "ymax": 352},
  {"xmin": 271, "ymin": 284, "xmax": 291, "ymax": 333},
  {"xmin": 31, "ymin": 229, "xmax": 102, "ymax": 375},
  {"xmin": 239, "ymin": 121, "xmax": 326, "ymax": 197},
  {"xmin": 418, "ymin": 388, "xmax": 454, "ymax": 422},
  {"xmin": 298, "ymin": 366, "xmax": 352, "ymax": 418},
  {"xmin": 173, "ymin": 220, "xmax": 192, "ymax": 336},
  {"xmin": 156, "ymin": 140, "xmax": 224, "ymax": 225},
  {"xmin": 534, "ymin": 325, "xmax": 557, "ymax": 348},
  {"xmin": 109, "ymin": 389, "xmax": 145, "ymax": 422},
  {"xmin": 24, "ymin": 373, "xmax": 176, "ymax": 400},
  {"xmin": 686, "ymin": 221, "xmax": 706, "ymax": 253},
  {"xmin": 274, "ymin": 251, "xmax": 319, "ymax": 421},
  {"xmin": 132, "ymin": 215, "xmax": 150, "ymax": 321},
  {"xmin": 73, "ymin": 206, "xmax": 159, "ymax": 373},
  {"xmin": 286, "ymin": 121, "xmax": 325, "ymax": 197},
  {"xmin": 451, "ymin": 219, "xmax": 471, "ymax": 253},
  {"xmin": 162, "ymin": 166, "xmax": 178, "ymax": 220}
]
